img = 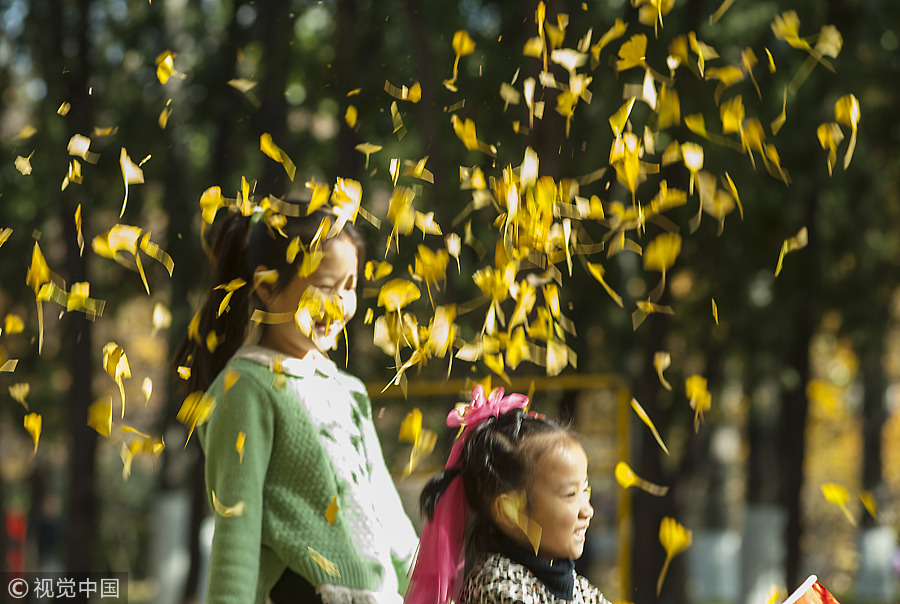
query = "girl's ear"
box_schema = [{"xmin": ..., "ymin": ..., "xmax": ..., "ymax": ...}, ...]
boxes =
[
  {"xmin": 491, "ymin": 492, "xmax": 522, "ymax": 536},
  {"xmin": 252, "ymin": 265, "xmax": 278, "ymax": 307}
]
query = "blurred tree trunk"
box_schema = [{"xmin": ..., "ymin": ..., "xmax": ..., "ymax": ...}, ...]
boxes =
[
  {"xmin": 255, "ymin": 0, "xmax": 293, "ymax": 197},
  {"xmin": 334, "ymin": 0, "xmax": 363, "ymax": 180},
  {"xmin": 860, "ymin": 340, "xmax": 886, "ymax": 520},
  {"xmin": 56, "ymin": 0, "xmax": 99, "ymax": 573},
  {"xmin": 24, "ymin": 0, "xmax": 100, "ymax": 572},
  {"xmin": 169, "ymin": 2, "xmax": 244, "ymax": 600},
  {"xmin": 779, "ymin": 191, "xmax": 818, "ymax": 590},
  {"xmin": 630, "ymin": 314, "xmax": 671, "ymax": 604}
]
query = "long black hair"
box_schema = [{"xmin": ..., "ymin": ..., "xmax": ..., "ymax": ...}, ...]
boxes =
[
  {"xmin": 419, "ymin": 408, "xmax": 575, "ymax": 558},
  {"xmin": 173, "ymin": 201, "xmax": 365, "ymax": 394}
]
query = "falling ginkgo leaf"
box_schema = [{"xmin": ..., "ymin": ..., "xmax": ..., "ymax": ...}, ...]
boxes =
[
  {"xmin": 260, "ymin": 133, "xmax": 297, "ymax": 181},
  {"xmin": 9, "ymin": 383, "xmax": 30, "ymax": 410},
  {"xmin": 498, "ymin": 491, "xmax": 542, "ymax": 555},
  {"xmin": 653, "ymin": 351, "xmax": 672, "ymax": 391},
  {"xmin": 24, "ymin": 413, "xmax": 41, "ymax": 455},
  {"xmin": 102, "ymin": 342, "xmax": 131, "ymax": 417},
  {"xmin": 211, "ymin": 491, "xmax": 246, "ymax": 517},
  {"xmin": 822, "ymin": 483, "xmax": 856, "ymax": 526},
  {"xmin": 658, "ymin": 517, "xmax": 692, "ymax": 594},
  {"xmin": 308, "ymin": 547, "xmax": 341, "ymax": 577},
  {"xmin": 615, "ymin": 461, "xmax": 669, "ymax": 496},
  {"xmin": 118, "ymin": 148, "xmax": 145, "ymax": 218},
  {"xmin": 774, "ymin": 226, "xmax": 809, "ymax": 277},
  {"xmin": 176, "ymin": 391, "xmax": 216, "ymax": 446},
  {"xmin": 631, "ymin": 398, "xmax": 670, "ymax": 455},
  {"xmin": 685, "ymin": 375, "xmax": 711, "ymax": 432},
  {"xmin": 236, "ymin": 432, "xmax": 246, "ymax": 463},
  {"xmin": 325, "ymin": 495, "xmax": 339, "ymax": 525},
  {"xmin": 88, "ymin": 396, "xmax": 113, "ymax": 437}
]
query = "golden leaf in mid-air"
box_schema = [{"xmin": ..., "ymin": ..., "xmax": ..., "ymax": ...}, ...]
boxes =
[
  {"xmin": 377, "ymin": 279, "xmax": 421, "ymax": 312},
  {"xmin": 24, "ymin": 413, "xmax": 42, "ymax": 455},
  {"xmin": 685, "ymin": 375, "xmax": 711, "ymax": 431},
  {"xmin": 176, "ymin": 391, "xmax": 216, "ymax": 446},
  {"xmin": 260, "ymin": 133, "xmax": 297, "ymax": 181},
  {"xmin": 822, "ymin": 483, "xmax": 856, "ymax": 526},
  {"xmin": 308, "ymin": 547, "xmax": 341, "ymax": 577},
  {"xmin": 9, "ymin": 383, "xmax": 30, "ymax": 410},
  {"xmin": 658, "ymin": 517, "xmax": 692, "ymax": 594},
  {"xmin": 88, "ymin": 396, "xmax": 113, "ymax": 437},
  {"xmin": 325, "ymin": 495, "xmax": 339, "ymax": 525},
  {"xmin": 15, "ymin": 152, "xmax": 33, "ymax": 175},
  {"xmin": 653, "ymin": 351, "xmax": 672, "ymax": 391},
  {"xmin": 615, "ymin": 461, "xmax": 668, "ymax": 496},
  {"xmin": 774, "ymin": 226, "xmax": 808, "ymax": 277},
  {"xmin": 211, "ymin": 491, "xmax": 246, "ymax": 517},
  {"xmin": 103, "ymin": 342, "xmax": 132, "ymax": 417},
  {"xmin": 498, "ymin": 491, "xmax": 543, "ymax": 555},
  {"xmin": 118, "ymin": 148, "xmax": 145, "ymax": 218},
  {"xmin": 631, "ymin": 398, "xmax": 669, "ymax": 455}
]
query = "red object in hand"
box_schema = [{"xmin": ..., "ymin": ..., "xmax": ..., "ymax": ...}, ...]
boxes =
[{"xmin": 784, "ymin": 576, "xmax": 841, "ymax": 604}]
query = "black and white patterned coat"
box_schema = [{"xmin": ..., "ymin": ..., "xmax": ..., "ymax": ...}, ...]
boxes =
[{"xmin": 457, "ymin": 554, "xmax": 613, "ymax": 604}]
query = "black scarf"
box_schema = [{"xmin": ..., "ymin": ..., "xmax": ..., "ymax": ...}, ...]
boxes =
[{"xmin": 491, "ymin": 532, "xmax": 576, "ymax": 601}]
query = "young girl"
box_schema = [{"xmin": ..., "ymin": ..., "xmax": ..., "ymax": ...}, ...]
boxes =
[
  {"xmin": 405, "ymin": 386, "xmax": 610, "ymax": 604},
  {"xmin": 175, "ymin": 199, "xmax": 418, "ymax": 604}
]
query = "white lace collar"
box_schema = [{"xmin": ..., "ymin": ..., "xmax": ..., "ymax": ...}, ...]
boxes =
[{"xmin": 232, "ymin": 345, "xmax": 338, "ymax": 378}]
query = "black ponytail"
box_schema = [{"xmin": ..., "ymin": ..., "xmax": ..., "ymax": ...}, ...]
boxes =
[{"xmin": 173, "ymin": 200, "xmax": 365, "ymax": 394}]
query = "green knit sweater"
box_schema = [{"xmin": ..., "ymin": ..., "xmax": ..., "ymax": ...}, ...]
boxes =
[{"xmin": 198, "ymin": 346, "xmax": 418, "ymax": 604}]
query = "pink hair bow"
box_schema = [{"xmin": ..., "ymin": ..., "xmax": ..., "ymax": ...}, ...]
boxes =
[{"xmin": 405, "ymin": 386, "xmax": 529, "ymax": 604}]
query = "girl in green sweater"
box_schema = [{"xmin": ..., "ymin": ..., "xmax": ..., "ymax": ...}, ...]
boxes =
[{"xmin": 175, "ymin": 196, "xmax": 418, "ymax": 604}]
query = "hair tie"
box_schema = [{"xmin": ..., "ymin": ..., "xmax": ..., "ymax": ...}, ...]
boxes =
[{"xmin": 405, "ymin": 385, "xmax": 528, "ymax": 604}]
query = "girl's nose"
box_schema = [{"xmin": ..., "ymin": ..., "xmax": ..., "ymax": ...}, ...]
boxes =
[{"xmin": 581, "ymin": 490, "xmax": 594, "ymax": 519}]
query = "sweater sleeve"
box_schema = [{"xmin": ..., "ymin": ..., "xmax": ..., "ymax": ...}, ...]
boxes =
[
  {"xmin": 199, "ymin": 368, "xmax": 275, "ymax": 604},
  {"xmin": 350, "ymin": 385, "xmax": 419, "ymax": 593}
]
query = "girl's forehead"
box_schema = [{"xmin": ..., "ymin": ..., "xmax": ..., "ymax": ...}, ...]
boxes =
[
  {"xmin": 319, "ymin": 236, "xmax": 359, "ymax": 265},
  {"xmin": 533, "ymin": 439, "xmax": 587, "ymax": 477}
]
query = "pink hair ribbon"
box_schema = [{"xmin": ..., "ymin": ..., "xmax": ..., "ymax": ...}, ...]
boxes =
[{"xmin": 404, "ymin": 386, "xmax": 529, "ymax": 604}]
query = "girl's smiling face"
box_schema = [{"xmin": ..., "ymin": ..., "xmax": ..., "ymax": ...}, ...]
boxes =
[
  {"xmin": 525, "ymin": 439, "xmax": 593, "ymax": 560},
  {"xmin": 255, "ymin": 234, "xmax": 359, "ymax": 358}
]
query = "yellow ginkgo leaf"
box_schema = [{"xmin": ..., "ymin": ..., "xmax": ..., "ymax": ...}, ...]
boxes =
[
  {"xmin": 499, "ymin": 491, "xmax": 543, "ymax": 555},
  {"xmin": 834, "ymin": 94, "xmax": 860, "ymax": 169},
  {"xmin": 15, "ymin": 152, "xmax": 33, "ymax": 175},
  {"xmin": 260, "ymin": 133, "xmax": 297, "ymax": 181},
  {"xmin": 631, "ymin": 398, "xmax": 670, "ymax": 455},
  {"xmin": 236, "ymin": 432, "xmax": 246, "ymax": 463},
  {"xmin": 118, "ymin": 148, "xmax": 145, "ymax": 218},
  {"xmin": 774, "ymin": 226, "xmax": 808, "ymax": 277},
  {"xmin": 859, "ymin": 491, "xmax": 878, "ymax": 520},
  {"xmin": 822, "ymin": 483, "xmax": 856, "ymax": 526},
  {"xmin": 615, "ymin": 461, "xmax": 668, "ymax": 496},
  {"xmin": 211, "ymin": 490, "xmax": 246, "ymax": 517},
  {"xmin": 616, "ymin": 34, "xmax": 647, "ymax": 72},
  {"xmin": 308, "ymin": 547, "xmax": 341, "ymax": 577},
  {"xmin": 653, "ymin": 351, "xmax": 672, "ymax": 391},
  {"xmin": 24, "ymin": 412, "xmax": 41, "ymax": 455},
  {"xmin": 399, "ymin": 408, "xmax": 423, "ymax": 444},
  {"xmin": 4, "ymin": 314, "xmax": 24, "ymax": 335},
  {"xmin": 658, "ymin": 517, "xmax": 692, "ymax": 595},
  {"xmin": 155, "ymin": 50, "xmax": 183, "ymax": 84},
  {"xmin": 9, "ymin": 383, "xmax": 30, "ymax": 410},
  {"xmin": 103, "ymin": 342, "xmax": 131, "ymax": 417},
  {"xmin": 644, "ymin": 233, "xmax": 682, "ymax": 275},
  {"xmin": 377, "ymin": 279, "xmax": 421, "ymax": 312},
  {"xmin": 326, "ymin": 495, "xmax": 339, "ymax": 525},
  {"xmin": 88, "ymin": 396, "xmax": 113, "ymax": 437},
  {"xmin": 685, "ymin": 375, "xmax": 711, "ymax": 431},
  {"xmin": 177, "ymin": 391, "xmax": 216, "ymax": 446}
]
